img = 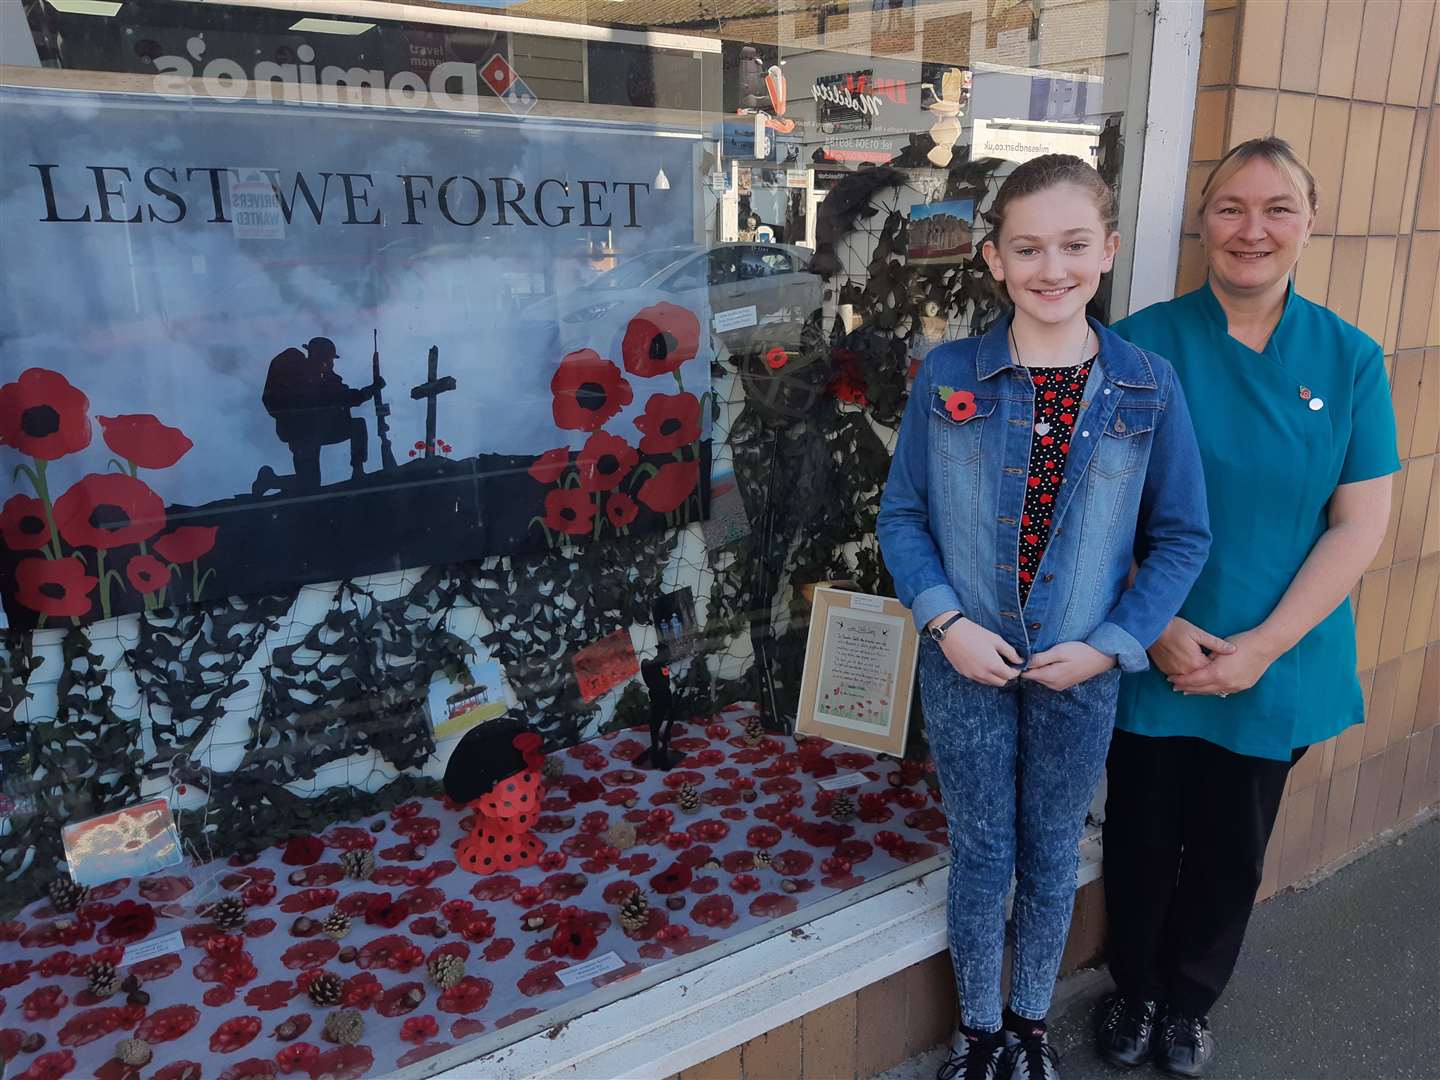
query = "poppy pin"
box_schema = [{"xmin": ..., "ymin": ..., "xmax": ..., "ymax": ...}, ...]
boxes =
[
  {"xmin": 1298, "ymin": 386, "xmax": 1312, "ymax": 401},
  {"xmin": 764, "ymin": 347, "xmax": 789, "ymax": 370},
  {"xmin": 937, "ymin": 385, "xmax": 976, "ymax": 422}
]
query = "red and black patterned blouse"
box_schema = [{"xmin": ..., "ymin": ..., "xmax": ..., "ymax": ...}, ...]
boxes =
[{"xmin": 1018, "ymin": 357, "xmax": 1095, "ymax": 607}]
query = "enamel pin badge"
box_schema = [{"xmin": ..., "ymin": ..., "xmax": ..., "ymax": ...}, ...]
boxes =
[{"xmin": 1300, "ymin": 386, "xmax": 1324, "ymax": 411}]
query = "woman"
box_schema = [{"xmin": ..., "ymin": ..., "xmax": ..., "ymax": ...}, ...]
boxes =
[{"xmin": 1096, "ymin": 138, "xmax": 1400, "ymax": 1078}]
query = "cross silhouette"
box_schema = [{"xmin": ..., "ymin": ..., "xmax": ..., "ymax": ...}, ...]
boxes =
[{"xmin": 410, "ymin": 345, "xmax": 456, "ymax": 458}]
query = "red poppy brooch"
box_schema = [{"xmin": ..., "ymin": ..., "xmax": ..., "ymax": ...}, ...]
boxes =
[{"xmin": 936, "ymin": 385, "xmax": 976, "ymax": 422}]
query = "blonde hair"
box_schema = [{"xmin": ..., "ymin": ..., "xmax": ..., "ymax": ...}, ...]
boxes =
[{"xmin": 1197, "ymin": 137, "xmax": 1318, "ymax": 218}]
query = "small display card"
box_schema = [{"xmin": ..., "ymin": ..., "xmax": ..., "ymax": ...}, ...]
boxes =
[
  {"xmin": 556, "ymin": 951, "xmax": 626, "ymax": 987},
  {"xmin": 122, "ymin": 930, "xmax": 185, "ymax": 968},
  {"xmin": 816, "ymin": 771, "xmax": 868, "ymax": 791}
]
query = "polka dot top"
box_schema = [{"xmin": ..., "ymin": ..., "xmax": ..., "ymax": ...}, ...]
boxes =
[
  {"xmin": 1018, "ymin": 356, "xmax": 1095, "ymax": 607},
  {"xmin": 456, "ymin": 768, "xmax": 546, "ymax": 875}
]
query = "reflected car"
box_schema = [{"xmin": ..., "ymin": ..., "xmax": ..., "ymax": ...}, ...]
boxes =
[{"xmin": 531, "ymin": 243, "xmax": 822, "ymax": 357}]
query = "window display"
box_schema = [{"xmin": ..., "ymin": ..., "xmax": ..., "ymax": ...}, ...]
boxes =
[{"xmin": 1, "ymin": 0, "xmax": 1153, "ymax": 1075}]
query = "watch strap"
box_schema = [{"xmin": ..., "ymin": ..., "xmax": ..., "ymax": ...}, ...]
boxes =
[{"xmin": 928, "ymin": 612, "xmax": 964, "ymax": 641}]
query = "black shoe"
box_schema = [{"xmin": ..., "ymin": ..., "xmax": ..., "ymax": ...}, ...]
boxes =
[
  {"xmin": 937, "ymin": 1030, "xmax": 1003, "ymax": 1080},
  {"xmin": 1094, "ymin": 993, "xmax": 1159, "ymax": 1068},
  {"xmin": 1155, "ymin": 1012, "xmax": 1215, "ymax": 1078},
  {"xmin": 999, "ymin": 1029, "xmax": 1061, "ymax": 1080}
]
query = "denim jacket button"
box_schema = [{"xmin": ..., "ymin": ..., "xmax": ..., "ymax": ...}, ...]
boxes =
[{"xmin": 1028, "ymin": 622, "xmax": 1041, "ymax": 631}]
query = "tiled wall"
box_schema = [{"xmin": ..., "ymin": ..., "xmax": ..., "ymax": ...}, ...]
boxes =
[{"xmin": 1181, "ymin": 0, "xmax": 1440, "ymax": 904}]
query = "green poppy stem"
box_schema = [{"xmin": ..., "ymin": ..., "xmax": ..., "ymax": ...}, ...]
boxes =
[
  {"xmin": 31, "ymin": 458, "xmax": 63, "ymax": 561},
  {"xmin": 96, "ymin": 549, "xmax": 112, "ymax": 619}
]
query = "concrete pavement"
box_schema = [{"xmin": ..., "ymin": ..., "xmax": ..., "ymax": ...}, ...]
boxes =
[{"xmin": 879, "ymin": 816, "xmax": 1439, "ymax": 1080}]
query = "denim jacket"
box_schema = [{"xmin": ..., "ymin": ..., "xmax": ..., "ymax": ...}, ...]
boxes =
[{"xmin": 877, "ymin": 315, "xmax": 1210, "ymax": 673}]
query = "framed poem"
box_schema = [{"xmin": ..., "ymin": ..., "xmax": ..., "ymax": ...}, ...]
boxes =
[{"xmin": 795, "ymin": 587, "xmax": 920, "ymax": 755}]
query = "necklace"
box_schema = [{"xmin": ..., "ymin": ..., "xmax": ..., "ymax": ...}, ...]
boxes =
[{"xmin": 1010, "ymin": 322, "xmax": 1093, "ymax": 371}]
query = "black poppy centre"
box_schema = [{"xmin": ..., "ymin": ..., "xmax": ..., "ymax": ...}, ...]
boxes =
[
  {"xmin": 91, "ymin": 504, "xmax": 134, "ymax": 535},
  {"xmin": 659, "ymin": 417, "xmax": 682, "ymax": 437},
  {"xmin": 39, "ymin": 582, "xmax": 67, "ymax": 600},
  {"xmin": 21, "ymin": 404, "xmax": 60, "ymax": 439},
  {"xmin": 649, "ymin": 332, "xmax": 679, "ymax": 360},
  {"xmin": 18, "ymin": 513, "xmax": 46, "ymax": 537},
  {"xmin": 596, "ymin": 453, "xmax": 623, "ymax": 478},
  {"xmin": 576, "ymin": 381, "xmax": 610, "ymax": 413}
]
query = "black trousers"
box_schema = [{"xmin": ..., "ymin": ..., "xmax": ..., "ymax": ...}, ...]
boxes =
[{"xmin": 1102, "ymin": 729, "xmax": 1303, "ymax": 1017}]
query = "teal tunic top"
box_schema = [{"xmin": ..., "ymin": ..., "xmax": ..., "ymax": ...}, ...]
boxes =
[{"xmin": 1111, "ymin": 281, "xmax": 1401, "ymax": 760}]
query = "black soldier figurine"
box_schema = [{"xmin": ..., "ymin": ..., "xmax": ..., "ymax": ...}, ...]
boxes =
[
  {"xmin": 256, "ymin": 336, "xmax": 384, "ymax": 493},
  {"xmin": 633, "ymin": 639, "xmax": 677, "ymax": 770}
]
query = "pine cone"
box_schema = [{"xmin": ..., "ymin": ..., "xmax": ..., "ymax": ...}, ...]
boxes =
[
  {"xmin": 48, "ymin": 877, "xmax": 89, "ymax": 914},
  {"xmin": 322, "ymin": 911, "xmax": 350, "ymax": 940},
  {"xmin": 323, "ymin": 1008, "xmax": 365, "ymax": 1045},
  {"xmin": 605, "ymin": 822, "xmax": 637, "ymax": 851},
  {"xmin": 830, "ymin": 794, "xmax": 856, "ymax": 821},
  {"xmin": 115, "ymin": 1038, "xmax": 152, "ymax": 1067},
  {"xmin": 754, "ymin": 850, "xmax": 772, "ymax": 869},
  {"xmin": 618, "ymin": 890, "xmax": 649, "ymax": 931},
  {"xmin": 677, "ymin": 782, "xmax": 700, "ymax": 814},
  {"xmin": 306, "ymin": 971, "xmax": 344, "ymax": 1007},
  {"xmin": 542, "ymin": 756, "xmax": 564, "ymax": 781},
  {"xmin": 340, "ymin": 849, "xmax": 375, "ymax": 881},
  {"xmin": 86, "ymin": 961, "xmax": 120, "ymax": 998},
  {"xmin": 743, "ymin": 717, "xmax": 764, "ymax": 746},
  {"xmin": 428, "ymin": 952, "xmax": 463, "ymax": 990},
  {"xmin": 211, "ymin": 895, "xmax": 247, "ymax": 931}
]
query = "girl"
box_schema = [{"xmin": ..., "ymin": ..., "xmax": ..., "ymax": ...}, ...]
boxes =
[{"xmin": 877, "ymin": 154, "xmax": 1211, "ymax": 1080}]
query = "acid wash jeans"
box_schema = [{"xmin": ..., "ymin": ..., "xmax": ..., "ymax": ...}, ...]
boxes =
[{"xmin": 918, "ymin": 637, "xmax": 1119, "ymax": 1032}]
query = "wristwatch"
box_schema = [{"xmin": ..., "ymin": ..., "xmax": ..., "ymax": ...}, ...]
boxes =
[{"xmin": 927, "ymin": 612, "xmax": 964, "ymax": 643}]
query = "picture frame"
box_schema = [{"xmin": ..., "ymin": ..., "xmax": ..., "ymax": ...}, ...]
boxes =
[{"xmin": 795, "ymin": 587, "xmax": 920, "ymax": 755}]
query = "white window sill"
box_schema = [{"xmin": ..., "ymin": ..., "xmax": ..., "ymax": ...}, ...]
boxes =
[{"xmin": 415, "ymin": 829, "xmax": 1100, "ymax": 1080}]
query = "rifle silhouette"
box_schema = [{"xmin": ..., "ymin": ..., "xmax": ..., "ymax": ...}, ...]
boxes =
[{"xmin": 372, "ymin": 329, "xmax": 398, "ymax": 472}]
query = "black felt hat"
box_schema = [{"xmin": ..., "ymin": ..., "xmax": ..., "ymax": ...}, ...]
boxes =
[{"xmin": 442, "ymin": 714, "xmax": 542, "ymax": 804}]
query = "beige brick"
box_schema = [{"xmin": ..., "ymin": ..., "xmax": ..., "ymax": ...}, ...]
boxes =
[
  {"xmin": 1370, "ymin": 106, "xmax": 1418, "ymax": 234},
  {"xmin": 1397, "ymin": 232, "xmax": 1439, "ymax": 349},
  {"xmin": 1277, "ymin": 783, "xmax": 1318, "ymax": 888},
  {"xmin": 1318, "ymin": 0, "xmax": 1365, "ymax": 97},
  {"xmin": 1391, "ymin": 353, "xmax": 1425, "ymax": 465},
  {"xmin": 904, "ymin": 953, "xmax": 957, "ymax": 1057},
  {"xmin": 1335, "ymin": 712, "xmax": 1369, "ymax": 772},
  {"xmin": 743, "ymin": 1018, "xmax": 802, "ymax": 1080},
  {"xmin": 1399, "ymin": 106, "xmax": 1432, "ymax": 235},
  {"xmin": 1353, "ymin": 0, "xmax": 1403, "ymax": 102},
  {"xmin": 1192, "ymin": 88, "xmax": 1231, "ymax": 162},
  {"xmin": 1358, "ymin": 236, "xmax": 1398, "ymax": 342},
  {"xmin": 1178, "ymin": 236, "xmax": 1209, "ymax": 295},
  {"xmin": 1406, "ymin": 555, "xmax": 1440, "ymax": 653},
  {"xmin": 1280, "ymin": 0, "xmax": 1327, "ymax": 92},
  {"xmin": 1365, "ymin": 656, "xmax": 1403, "ymax": 757},
  {"xmin": 1183, "ymin": 161, "xmax": 1214, "ymax": 236},
  {"xmin": 856, "ymin": 974, "xmax": 909, "ymax": 1078},
  {"xmin": 1370, "ymin": 463, "xmax": 1404, "ymax": 571},
  {"xmin": 1309, "ymin": 97, "xmax": 1351, "ymax": 233},
  {"xmin": 1372, "ymin": 739, "xmax": 1412, "ymax": 831},
  {"xmin": 1349, "ymin": 750, "xmax": 1387, "ymax": 845},
  {"xmin": 1200, "ymin": 7, "xmax": 1239, "ymax": 86},
  {"xmin": 1384, "ymin": 237, "xmax": 1413, "ymax": 353},
  {"xmin": 1336, "ymin": 102, "xmax": 1384, "ymax": 234},
  {"xmin": 1296, "ymin": 234, "xmax": 1335, "ymax": 301},
  {"xmin": 1399, "ymin": 726, "xmax": 1436, "ymax": 819},
  {"xmin": 1274, "ymin": 92, "xmax": 1317, "ymax": 156},
  {"xmin": 1379, "ymin": 559, "xmax": 1420, "ymax": 663},
  {"xmin": 686, "ymin": 1045, "xmax": 743, "ymax": 1080},
  {"xmin": 800, "ymin": 994, "xmax": 856, "ymax": 1080},
  {"xmin": 1237, "ymin": 0, "xmax": 1288, "ymax": 88},
  {"xmin": 1326, "ymin": 235, "xmax": 1368, "ymax": 321},
  {"xmin": 1410, "ymin": 350, "xmax": 1440, "ymax": 457},
  {"xmin": 1394, "ymin": 642, "xmax": 1432, "ymax": 738},
  {"xmin": 1395, "ymin": 455, "xmax": 1435, "ymax": 561},
  {"xmin": 1230, "ymin": 87, "xmax": 1278, "ymax": 146},
  {"xmin": 1356, "ymin": 567, "xmax": 1392, "ymax": 673},
  {"xmin": 1321, "ymin": 763, "xmax": 1360, "ymax": 865},
  {"xmin": 1386, "ymin": 0, "xmax": 1434, "ymax": 104}
]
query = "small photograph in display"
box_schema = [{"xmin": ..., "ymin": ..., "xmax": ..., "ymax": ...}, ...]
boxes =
[
  {"xmin": 427, "ymin": 656, "xmax": 512, "ymax": 742},
  {"xmin": 907, "ymin": 198, "xmax": 976, "ymax": 266},
  {"xmin": 654, "ymin": 587, "xmax": 698, "ymax": 657}
]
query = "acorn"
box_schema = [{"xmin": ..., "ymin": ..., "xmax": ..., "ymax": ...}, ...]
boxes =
[
  {"xmin": 370, "ymin": 820, "xmax": 386, "ymax": 833},
  {"xmin": 306, "ymin": 971, "xmax": 343, "ymax": 1007},
  {"xmin": 291, "ymin": 916, "xmax": 319, "ymax": 937},
  {"xmin": 755, "ymin": 851, "xmax": 772, "ymax": 869},
  {"xmin": 323, "ymin": 1008, "xmax": 364, "ymax": 1045},
  {"xmin": 781, "ymin": 879, "xmax": 800, "ymax": 893},
  {"xmin": 20, "ymin": 1033, "xmax": 46, "ymax": 1054},
  {"xmin": 337, "ymin": 946, "xmax": 358, "ymax": 963},
  {"xmin": 115, "ymin": 1038, "xmax": 152, "ymax": 1067},
  {"xmin": 742, "ymin": 790, "xmax": 758, "ymax": 803},
  {"xmin": 665, "ymin": 895, "xmax": 686, "ymax": 911},
  {"xmin": 127, "ymin": 989, "xmax": 151, "ymax": 1006},
  {"xmin": 428, "ymin": 953, "xmax": 463, "ymax": 990},
  {"xmin": 273, "ymin": 1016, "xmax": 305, "ymax": 1042}
]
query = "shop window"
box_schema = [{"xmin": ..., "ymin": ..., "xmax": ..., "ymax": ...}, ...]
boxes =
[{"xmin": 0, "ymin": 0, "xmax": 1155, "ymax": 1074}]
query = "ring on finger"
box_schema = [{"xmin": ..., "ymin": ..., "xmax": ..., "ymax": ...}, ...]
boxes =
[{"xmin": 1218, "ymin": 691, "xmax": 1229, "ymax": 698}]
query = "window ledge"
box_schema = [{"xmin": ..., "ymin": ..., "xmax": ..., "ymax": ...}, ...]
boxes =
[{"xmin": 424, "ymin": 830, "xmax": 1101, "ymax": 1079}]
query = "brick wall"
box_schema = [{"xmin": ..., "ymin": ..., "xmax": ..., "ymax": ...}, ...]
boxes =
[{"xmin": 1181, "ymin": 0, "xmax": 1440, "ymax": 902}]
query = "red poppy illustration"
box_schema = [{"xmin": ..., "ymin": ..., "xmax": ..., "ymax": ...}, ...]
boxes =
[
  {"xmin": 577, "ymin": 431, "xmax": 638, "ymax": 493},
  {"xmin": 151, "ymin": 525, "xmax": 216, "ymax": 564},
  {"xmin": 14, "ymin": 557, "xmax": 96, "ymax": 618},
  {"xmin": 605, "ymin": 492, "xmax": 639, "ymax": 529},
  {"xmin": 401, "ymin": 1015, "xmax": 439, "ymax": 1043},
  {"xmin": 637, "ymin": 459, "xmax": 699, "ymax": 514},
  {"xmin": 136, "ymin": 1004, "xmax": 200, "ymax": 1044},
  {"xmin": 549, "ymin": 916, "xmax": 598, "ymax": 961},
  {"xmin": 364, "ymin": 893, "xmax": 410, "ymax": 928},
  {"xmin": 0, "ymin": 368, "xmax": 91, "ymax": 461},
  {"xmin": 21, "ymin": 985, "xmax": 67, "ymax": 1021},
  {"xmin": 124, "ymin": 553, "xmax": 167, "ymax": 595},
  {"xmin": 528, "ymin": 447, "xmax": 571, "ymax": 484},
  {"xmin": 52, "ymin": 473, "xmax": 164, "ymax": 551},
  {"xmin": 274, "ymin": 1043, "xmax": 319, "ymax": 1075},
  {"xmin": 0, "ymin": 494, "xmax": 51, "ymax": 551},
  {"xmin": 649, "ymin": 862, "xmax": 693, "ymax": 895},
  {"xmin": 542, "ymin": 488, "xmax": 596, "ymax": 537},
  {"xmin": 943, "ymin": 388, "xmax": 977, "ymax": 422},
  {"xmin": 551, "ymin": 349, "xmax": 633, "ymax": 432},
  {"xmin": 621, "ymin": 303, "xmax": 700, "ymax": 378},
  {"xmin": 633, "ymin": 392, "xmax": 701, "ymax": 455},
  {"xmin": 280, "ymin": 939, "xmax": 338, "ymax": 971},
  {"xmin": 97, "ymin": 414, "xmax": 192, "ymax": 470},
  {"xmin": 12, "ymin": 1050, "xmax": 75, "ymax": 1080}
]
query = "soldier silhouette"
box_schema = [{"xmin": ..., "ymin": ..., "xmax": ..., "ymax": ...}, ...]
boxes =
[{"xmin": 256, "ymin": 336, "xmax": 383, "ymax": 494}]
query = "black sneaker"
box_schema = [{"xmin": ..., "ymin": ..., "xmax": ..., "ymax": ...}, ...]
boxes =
[
  {"xmin": 1094, "ymin": 993, "xmax": 1159, "ymax": 1068},
  {"xmin": 937, "ymin": 1030, "xmax": 1003, "ymax": 1080},
  {"xmin": 1155, "ymin": 1012, "xmax": 1215, "ymax": 1078},
  {"xmin": 999, "ymin": 1029, "xmax": 1061, "ymax": 1080}
]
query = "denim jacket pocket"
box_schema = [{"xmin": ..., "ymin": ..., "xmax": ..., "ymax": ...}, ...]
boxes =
[
  {"xmin": 1091, "ymin": 404, "xmax": 1158, "ymax": 479},
  {"xmin": 929, "ymin": 395, "xmax": 997, "ymax": 465}
]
